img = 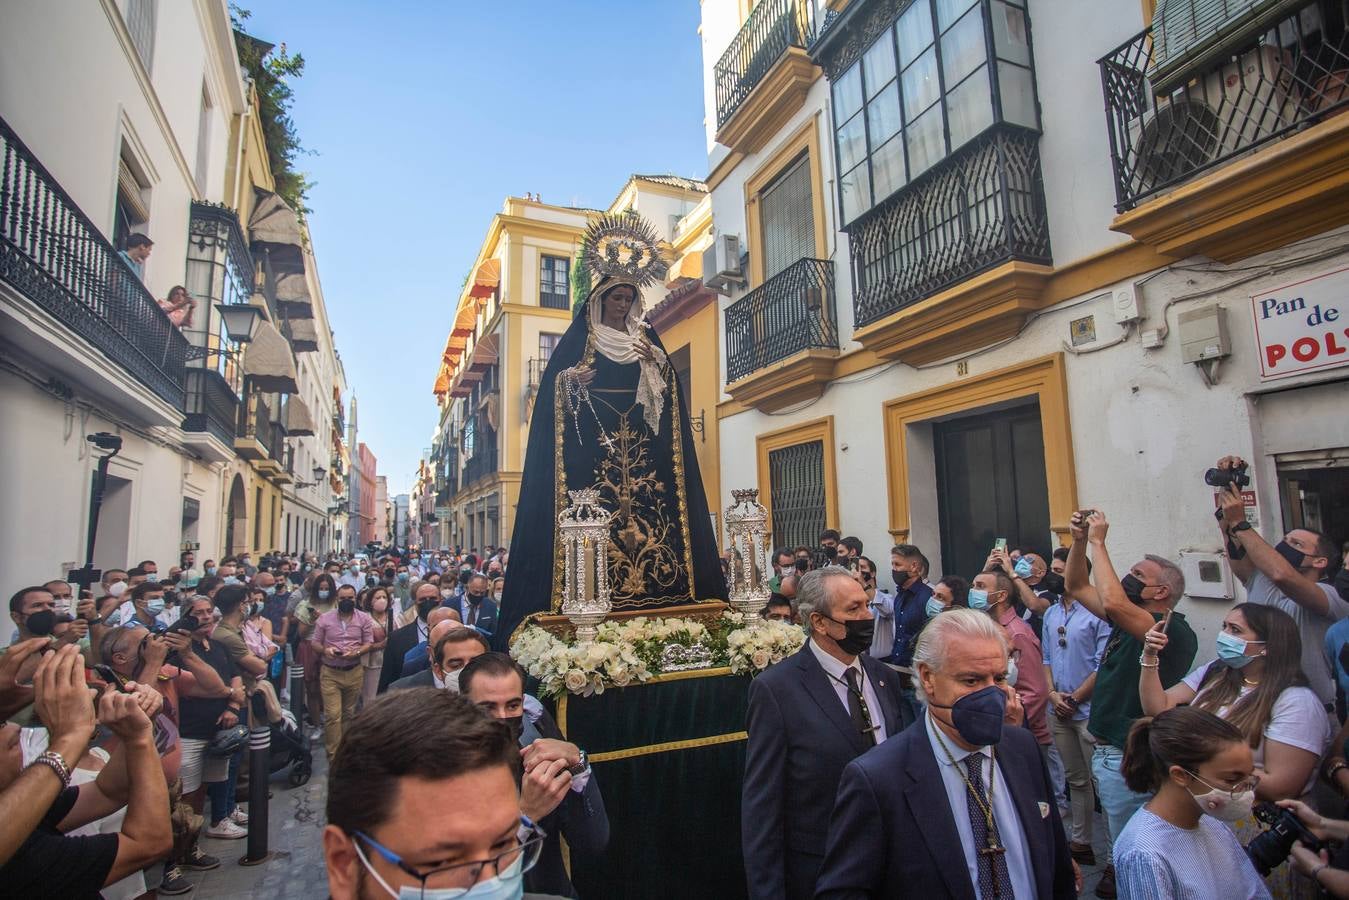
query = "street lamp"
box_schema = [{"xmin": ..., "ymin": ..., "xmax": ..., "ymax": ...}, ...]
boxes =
[{"xmin": 185, "ymin": 303, "xmax": 265, "ymax": 360}]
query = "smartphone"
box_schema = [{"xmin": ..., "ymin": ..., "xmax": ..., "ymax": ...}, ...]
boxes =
[
  {"xmin": 1159, "ymin": 609, "xmax": 1173, "ymax": 634},
  {"xmin": 91, "ymin": 664, "xmax": 131, "ymax": 691},
  {"xmin": 994, "ymin": 538, "xmax": 1007, "ymax": 553}
]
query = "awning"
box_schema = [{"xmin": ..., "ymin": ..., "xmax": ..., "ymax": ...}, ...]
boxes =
[
  {"xmin": 433, "ymin": 367, "xmax": 450, "ymax": 396},
  {"xmin": 242, "ymin": 319, "xmax": 299, "ymax": 394},
  {"xmin": 288, "ymin": 317, "xmax": 319, "ymax": 352},
  {"xmin": 284, "ymin": 397, "xmax": 316, "ymax": 436},
  {"xmin": 469, "ymin": 258, "xmax": 501, "ymax": 299},
  {"xmin": 249, "ymin": 190, "xmax": 305, "ymax": 271},
  {"xmin": 274, "ymin": 270, "xmax": 313, "ymax": 319},
  {"xmin": 664, "ymin": 245, "xmax": 704, "ymax": 287}
]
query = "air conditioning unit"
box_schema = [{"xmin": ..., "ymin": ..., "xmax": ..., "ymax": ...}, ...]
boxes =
[
  {"xmin": 1128, "ymin": 46, "xmax": 1300, "ymax": 195},
  {"xmin": 702, "ymin": 233, "xmax": 744, "ymax": 293}
]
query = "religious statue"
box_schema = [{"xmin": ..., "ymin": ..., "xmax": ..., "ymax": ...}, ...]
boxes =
[{"xmin": 493, "ymin": 212, "xmax": 726, "ymax": 647}]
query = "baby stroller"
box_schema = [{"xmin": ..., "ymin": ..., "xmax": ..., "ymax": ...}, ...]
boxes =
[{"xmin": 268, "ymin": 708, "xmax": 313, "ymax": 787}]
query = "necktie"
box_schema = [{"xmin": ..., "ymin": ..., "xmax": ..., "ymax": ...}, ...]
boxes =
[
  {"xmin": 843, "ymin": 668, "xmax": 875, "ymax": 747},
  {"xmin": 964, "ymin": 754, "xmax": 1013, "ymax": 900},
  {"xmin": 467, "ymin": 603, "xmax": 478, "ymax": 626}
]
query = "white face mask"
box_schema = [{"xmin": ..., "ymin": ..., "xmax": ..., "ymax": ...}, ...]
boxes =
[
  {"xmin": 107, "ymin": 581, "xmax": 128, "ymax": 597},
  {"xmin": 1185, "ymin": 770, "xmax": 1255, "ymax": 822},
  {"xmin": 353, "ymin": 837, "xmax": 525, "ymax": 900},
  {"xmin": 1005, "ymin": 656, "xmax": 1019, "ymax": 688},
  {"xmin": 439, "ymin": 667, "xmax": 462, "ymax": 693}
]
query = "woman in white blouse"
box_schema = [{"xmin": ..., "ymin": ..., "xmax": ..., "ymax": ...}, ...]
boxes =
[{"xmin": 1141, "ymin": 602, "xmax": 1331, "ymax": 897}]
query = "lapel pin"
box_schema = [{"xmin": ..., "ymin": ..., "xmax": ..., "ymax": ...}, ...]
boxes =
[
  {"xmin": 1038, "ymin": 802, "xmax": 1050, "ymax": 819},
  {"xmin": 878, "ymin": 680, "xmax": 885, "ymax": 687}
]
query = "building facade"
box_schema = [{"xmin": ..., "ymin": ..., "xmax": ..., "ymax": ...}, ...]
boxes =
[
  {"xmin": 0, "ymin": 1, "xmax": 350, "ymax": 612},
  {"xmin": 357, "ymin": 442, "xmax": 378, "ymax": 547},
  {"xmin": 698, "ymin": 0, "xmax": 1349, "ymax": 646}
]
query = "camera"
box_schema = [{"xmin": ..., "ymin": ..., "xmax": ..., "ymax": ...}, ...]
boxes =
[
  {"xmin": 1204, "ymin": 461, "xmax": 1250, "ymax": 490},
  {"xmin": 1246, "ymin": 801, "xmax": 1324, "ymax": 876},
  {"xmin": 85, "ymin": 432, "xmax": 123, "ymax": 452}
]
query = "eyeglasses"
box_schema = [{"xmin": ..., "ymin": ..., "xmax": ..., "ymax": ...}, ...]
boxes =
[
  {"xmin": 1186, "ymin": 770, "xmax": 1261, "ymax": 796},
  {"xmin": 352, "ymin": 818, "xmax": 545, "ymax": 897}
]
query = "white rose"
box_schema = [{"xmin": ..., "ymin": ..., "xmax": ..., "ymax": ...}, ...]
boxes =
[
  {"xmin": 751, "ymin": 649, "xmax": 771, "ymax": 670},
  {"xmin": 611, "ymin": 664, "xmax": 631, "ymax": 686},
  {"xmin": 564, "ymin": 669, "xmax": 588, "ymax": 693}
]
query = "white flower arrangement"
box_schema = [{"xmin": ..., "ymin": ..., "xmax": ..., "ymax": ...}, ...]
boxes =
[
  {"xmin": 510, "ymin": 613, "xmax": 804, "ymax": 698},
  {"xmin": 726, "ymin": 618, "xmax": 806, "ymax": 675}
]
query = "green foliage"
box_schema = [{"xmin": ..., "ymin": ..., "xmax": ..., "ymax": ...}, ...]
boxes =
[
  {"xmin": 570, "ymin": 238, "xmax": 591, "ymax": 316},
  {"xmin": 230, "ymin": 6, "xmax": 313, "ymax": 214}
]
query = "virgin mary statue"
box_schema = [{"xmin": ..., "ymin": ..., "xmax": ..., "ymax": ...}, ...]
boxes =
[{"xmin": 493, "ymin": 212, "xmax": 726, "ymax": 648}]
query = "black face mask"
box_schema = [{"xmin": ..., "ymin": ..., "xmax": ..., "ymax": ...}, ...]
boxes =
[
  {"xmin": 821, "ymin": 545, "xmax": 837, "ymax": 561},
  {"xmin": 1120, "ymin": 573, "xmax": 1149, "ymax": 605},
  {"xmin": 417, "ymin": 598, "xmax": 438, "ymax": 620},
  {"xmin": 1274, "ymin": 540, "xmax": 1308, "ymax": 570},
  {"xmin": 25, "ymin": 609, "xmax": 56, "ymax": 637},
  {"xmin": 338, "ymin": 598, "xmax": 356, "ymax": 614},
  {"xmin": 820, "ymin": 614, "xmax": 874, "ymax": 656},
  {"xmin": 467, "ymin": 592, "xmax": 487, "ymax": 605},
  {"xmin": 892, "ymin": 568, "xmax": 913, "ymax": 587},
  {"xmin": 1040, "ymin": 572, "xmax": 1066, "ymax": 596},
  {"xmin": 502, "ymin": 714, "xmax": 525, "ymax": 745}
]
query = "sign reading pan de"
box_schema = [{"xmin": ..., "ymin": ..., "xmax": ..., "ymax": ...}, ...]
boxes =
[{"xmin": 1251, "ymin": 266, "xmax": 1349, "ymax": 380}]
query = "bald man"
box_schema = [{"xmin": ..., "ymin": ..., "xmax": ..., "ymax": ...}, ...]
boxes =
[{"xmin": 398, "ymin": 606, "xmax": 462, "ymax": 679}]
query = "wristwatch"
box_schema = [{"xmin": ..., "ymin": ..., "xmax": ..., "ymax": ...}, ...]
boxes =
[{"xmin": 1230, "ymin": 520, "xmax": 1253, "ymax": 534}]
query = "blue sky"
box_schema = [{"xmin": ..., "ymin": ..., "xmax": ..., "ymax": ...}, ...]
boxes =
[{"xmin": 241, "ymin": 2, "xmax": 710, "ymax": 494}]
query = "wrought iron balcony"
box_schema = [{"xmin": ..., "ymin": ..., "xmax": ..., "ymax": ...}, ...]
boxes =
[
  {"xmin": 463, "ymin": 445, "xmax": 498, "ymax": 488},
  {"xmin": 236, "ymin": 392, "xmax": 272, "ymax": 460},
  {"xmin": 0, "ymin": 115, "xmax": 188, "ymax": 406},
  {"xmin": 714, "ymin": 0, "xmax": 818, "ymax": 128},
  {"xmin": 1100, "ymin": 0, "xmax": 1349, "ymax": 212},
  {"xmin": 849, "ymin": 124, "xmax": 1051, "ymax": 329},
  {"xmin": 725, "ymin": 258, "xmax": 837, "ymax": 383},
  {"xmin": 182, "ymin": 368, "xmax": 239, "ymax": 447}
]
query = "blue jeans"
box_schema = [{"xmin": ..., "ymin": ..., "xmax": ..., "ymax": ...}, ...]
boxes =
[
  {"xmin": 1091, "ymin": 743, "xmax": 1150, "ymax": 855},
  {"xmin": 208, "ymin": 706, "xmax": 247, "ymax": 825}
]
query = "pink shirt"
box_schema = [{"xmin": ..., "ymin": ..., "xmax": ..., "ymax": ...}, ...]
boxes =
[
  {"xmin": 312, "ymin": 608, "xmax": 374, "ymax": 665},
  {"xmin": 997, "ymin": 604, "xmax": 1052, "ymax": 744}
]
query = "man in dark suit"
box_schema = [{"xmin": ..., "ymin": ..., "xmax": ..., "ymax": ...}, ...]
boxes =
[
  {"xmin": 816, "ymin": 607, "xmax": 1078, "ymax": 899},
  {"xmin": 378, "ymin": 582, "xmax": 439, "ymax": 692},
  {"xmin": 390, "ymin": 626, "xmax": 489, "ymax": 692},
  {"xmin": 452, "ymin": 572, "xmax": 499, "ymax": 637},
  {"xmin": 742, "ymin": 566, "xmax": 912, "ymax": 900},
  {"xmin": 461, "ymin": 652, "xmax": 608, "ymax": 899}
]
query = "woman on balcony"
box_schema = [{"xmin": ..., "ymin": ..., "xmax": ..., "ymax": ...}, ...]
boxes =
[
  {"xmin": 493, "ymin": 212, "xmax": 726, "ymax": 648},
  {"xmin": 157, "ymin": 285, "xmax": 197, "ymax": 329}
]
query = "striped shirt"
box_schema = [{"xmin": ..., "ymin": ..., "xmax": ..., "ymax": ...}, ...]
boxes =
[{"xmin": 1113, "ymin": 808, "xmax": 1269, "ymax": 899}]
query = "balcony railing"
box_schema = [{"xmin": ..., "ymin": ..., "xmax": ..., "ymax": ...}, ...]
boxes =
[
  {"xmin": 463, "ymin": 445, "xmax": 498, "ymax": 487},
  {"xmin": 238, "ymin": 392, "xmax": 273, "ymax": 455},
  {"xmin": 1100, "ymin": 0, "xmax": 1349, "ymax": 212},
  {"xmin": 725, "ymin": 258, "xmax": 837, "ymax": 382},
  {"xmin": 0, "ymin": 115, "xmax": 189, "ymax": 406},
  {"xmin": 714, "ymin": 0, "xmax": 818, "ymax": 128},
  {"xmin": 848, "ymin": 124, "xmax": 1051, "ymax": 329},
  {"xmin": 182, "ymin": 368, "xmax": 239, "ymax": 446}
]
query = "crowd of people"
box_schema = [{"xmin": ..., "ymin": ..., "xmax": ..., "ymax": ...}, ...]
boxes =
[
  {"xmin": 744, "ymin": 455, "xmax": 1349, "ymax": 899},
  {"xmin": 5, "ymin": 453, "xmax": 1349, "ymax": 898}
]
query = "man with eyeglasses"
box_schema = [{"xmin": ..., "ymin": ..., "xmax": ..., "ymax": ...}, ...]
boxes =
[
  {"xmin": 323, "ymin": 688, "xmax": 559, "ymax": 899},
  {"xmin": 1040, "ymin": 568, "xmax": 1111, "ymax": 868}
]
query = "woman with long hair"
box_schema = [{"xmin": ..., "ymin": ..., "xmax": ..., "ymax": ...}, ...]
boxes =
[
  {"xmin": 356, "ymin": 585, "xmax": 393, "ymax": 705},
  {"xmin": 1142, "ymin": 602, "xmax": 1330, "ymax": 896},
  {"xmin": 295, "ymin": 571, "xmax": 337, "ymax": 727},
  {"xmin": 1114, "ymin": 707, "xmax": 1269, "ymax": 896}
]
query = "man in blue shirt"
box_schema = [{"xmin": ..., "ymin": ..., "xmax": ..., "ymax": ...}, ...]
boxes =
[
  {"xmin": 869, "ymin": 544, "xmax": 931, "ymax": 722},
  {"xmin": 1042, "ymin": 590, "xmax": 1111, "ymax": 864}
]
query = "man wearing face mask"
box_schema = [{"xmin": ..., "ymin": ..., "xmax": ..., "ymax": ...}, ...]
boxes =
[
  {"xmin": 456, "ymin": 574, "xmax": 499, "ymax": 636},
  {"xmin": 816, "ymin": 607, "xmax": 1077, "ymax": 898},
  {"xmin": 742, "ymin": 566, "xmax": 910, "ymax": 900},
  {"xmin": 462, "ymin": 652, "xmax": 607, "ymax": 899},
  {"xmin": 122, "ymin": 582, "xmax": 168, "ymax": 632},
  {"xmin": 1214, "ymin": 455, "xmax": 1347, "ymax": 708},
  {"xmin": 398, "ymin": 607, "xmax": 464, "ymax": 680},
  {"xmin": 393, "ymin": 626, "xmax": 488, "ymax": 691},
  {"xmin": 1065, "ymin": 510, "xmax": 1196, "ymax": 899},
  {"xmin": 312, "ymin": 585, "xmax": 375, "ymax": 758},
  {"xmin": 869, "ymin": 544, "xmax": 933, "ymax": 723},
  {"xmin": 379, "ymin": 583, "xmax": 441, "ymax": 693},
  {"xmin": 322, "ymin": 689, "xmax": 556, "ymax": 900}
]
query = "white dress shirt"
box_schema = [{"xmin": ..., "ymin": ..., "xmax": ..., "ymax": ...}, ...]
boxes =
[
  {"xmin": 808, "ymin": 639, "xmax": 888, "ymax": 744},
  {"xmin": 924, "ymin": 713, "xmax": 1036, "ymax": 898}
]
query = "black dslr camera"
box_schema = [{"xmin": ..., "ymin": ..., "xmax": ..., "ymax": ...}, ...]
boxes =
[
  {"xmin": 1204, "ymin": 461, "xmax": 1250, "ymax": 490},
  {"xmin": 1246, "ymin": 801, "xmax": 1324, "ymax": 876}
]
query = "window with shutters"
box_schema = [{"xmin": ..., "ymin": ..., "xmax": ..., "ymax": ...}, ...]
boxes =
[
  {"xmin": 768, "ymin": 440, "xmax": 827, "ymax": 552},
  {"xmin": 540, "ymin": 255, "xmax": 570, "ymax": 309},
  {"xmin": 758, "ymin": 153, "xmax": 815, "ymax": 280},
  {"xmin": 113, "ymin": 147, "xmax": 151, "ymax": 252}
]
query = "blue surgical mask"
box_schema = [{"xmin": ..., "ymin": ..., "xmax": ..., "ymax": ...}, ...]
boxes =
[
  {"xmin": 925, "ymin": 597, "xmax": 945, "ymax": 618},
  {"xmin": 929, "ymin": 684, "xmax": 1007, "ymax": 746},
  {"xmin": 264, "ymin": 586, "xmax": 276, "ymax": 596},
  {"xmin": 354, "ymin": 835, "xmax": 527, "ymax": 900},
  {"xmin": 318, "ymin": 590, "xmax": 331, "ymax": 601},
  {"xmin": 146, "ymin": 597, "xmax": 166, "ymax": 615},
  {"xmin": 1216, "ymin": 631, "xmax": 1263, "ymax": 668},
  {"xmin": 1013, "ymin": 557, "xmax": 1033, "ymax": 578},
  {"xmin": 146, "ymin": 572, "xmax": 160, "ymax": 583},
  {"xmin": 967, "ymin": 589, "xmax": 989, "ymax": 610},
  {"xmin": 206, "ymin": 567, "xmax": 218, "ymax": 576},
  {"xmin": 223, "ymin": 575, "xmax": 239, "ymax": 585}
]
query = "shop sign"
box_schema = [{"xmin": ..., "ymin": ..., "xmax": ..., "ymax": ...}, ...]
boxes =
[{"xmin": 1251, "ymin": 266, "xmax": 1349, "ymax": 380}]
